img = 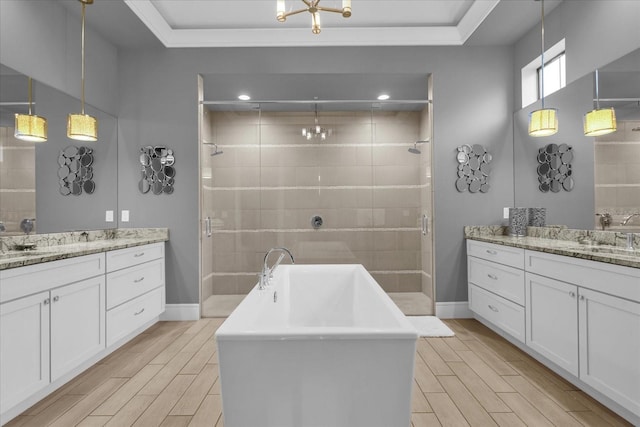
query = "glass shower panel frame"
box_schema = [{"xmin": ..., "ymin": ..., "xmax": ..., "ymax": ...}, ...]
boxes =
[{"xmin": 201, "ymin": 104, "xmax": 262, "ymax": 306}]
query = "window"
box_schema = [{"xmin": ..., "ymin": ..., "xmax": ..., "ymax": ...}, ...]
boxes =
[
  {"xmin": 537, "ymin": 52, "xmax": 566, "ymax": 99},
  {"xmin": 521, "ymin": 39, "xmax": 565, "ymax": 108}
]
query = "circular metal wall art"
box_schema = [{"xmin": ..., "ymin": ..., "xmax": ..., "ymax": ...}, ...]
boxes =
[
  {"xmin": 455, "ymin": 144, "xmax": 492, "ymax": 193},
  {"xmin": 537, "ymin": 143, "xmax": 574, "ymax": 193},
  {"xmin": 58, "ymin": 146, "xmax": 95, "ymax": 196},
  {"xmin": 139, "ymin": 145, "xmax": 176, "ymax": 195}
]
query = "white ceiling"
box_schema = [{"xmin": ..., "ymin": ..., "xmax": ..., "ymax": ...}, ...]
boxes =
[
  {"xmin": 57, "ymin": 0, "xmax": 565, "ymax": 49},
  {"xmin": 124, "ymin": 0, "xmax": 500, "ymax": 47}
]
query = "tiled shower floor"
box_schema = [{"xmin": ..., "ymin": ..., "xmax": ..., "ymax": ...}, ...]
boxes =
[{"xmin": 202, "ymin": 292, "xmax": 433, "ymax": 318}]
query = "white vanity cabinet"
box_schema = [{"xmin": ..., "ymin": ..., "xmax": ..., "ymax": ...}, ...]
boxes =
[
  {"xmin": 0, "ymin": 253, "xmax": 105, "ymax": 416},
  {"xmin": 467, "ymin": 240, "xmax": 526, "ymax": 342},
  {"xmin": 105, "ymin": 243, "xmax": 165, "ymax": 346},
  {"xmin": 467, "ymin": 239, "xmax": 640, "ymax": 423},
  {"xmin": 0, "ymin": 291, "xmax": 50, "ymax": 414},
  {"xmin": 578, "ymin": 287, "xmax": 640, "ymax": 416},
  {"xmin": 0, "ymin": 241, "xmax": 166, "ymax": 425},
  {"xmin": 525, "ymin": 272, "xmax": 578, "ymax": 376}
]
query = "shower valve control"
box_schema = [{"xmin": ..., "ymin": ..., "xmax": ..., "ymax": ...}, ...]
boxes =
[{"xmin": 311, "ymin": 215, "xmax": 323, "ymax": 229}]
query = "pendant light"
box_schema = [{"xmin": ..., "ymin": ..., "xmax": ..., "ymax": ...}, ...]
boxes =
[
  {"xmin": 583, "ymin": 69, "xmax": 617, "ymax": 136},
  {"xmin": 67, "ymin": 0, "xmax": 98, "ymax": 141},
  {"xmin": 14, "ymin": 77, "xmax": 47, "ymax": 142},
  {"xmin": 528, "ymin": 0, "xmax": 558, "ymax": 137}
]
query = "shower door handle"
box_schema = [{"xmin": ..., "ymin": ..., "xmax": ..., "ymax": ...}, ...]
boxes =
[
  {"xmin": 421, "ymin": 214, "xmax": 429, "ymax": 236},
  {"xmin": 204, "ymin": 216, "xmax": 212, "ymax": 237}
]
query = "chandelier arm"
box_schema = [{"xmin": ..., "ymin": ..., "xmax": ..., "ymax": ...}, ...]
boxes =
[
  {"xmin": 302, "ymin": 0, "xmax": 313, "ymax": 7},
  {"xmin": 281, "ymin": 8, "xmax": 308, "ymax": 19},
  {"xmin": 316, "ymin": 6, "xmax": 344, "ymax": 14}
]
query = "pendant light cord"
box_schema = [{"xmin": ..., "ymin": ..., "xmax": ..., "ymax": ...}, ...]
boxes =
[
  {"xmin": 540, "ymin": 0, "xmax": 545, "ymax": 109},
  {"xmin": 594, "ymin": 69, "xmax": 600, "ymax": 110},
  {"xmin": 27, "ymin": 77, "xmax": 33, "ymax": 116},
  {"xmin": 81, "ymin": 1, "xmax": 86, "ymax": 115}
]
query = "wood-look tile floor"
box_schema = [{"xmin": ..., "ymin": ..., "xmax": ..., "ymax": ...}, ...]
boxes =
[{"xmin": 6, "ymin": 318, "xmax": 632, "ymax": 427}]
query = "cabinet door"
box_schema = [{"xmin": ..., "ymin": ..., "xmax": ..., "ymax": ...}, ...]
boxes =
[
  {"xmin": 525, "ymin": 272, "xmax": 578, "ymax": 376},
  {"xmin": 50, "ymin": 276, "xmax": 106, "ymax": 381},
  {"xmin": 0, "ymin": 292, "xmax": 50, "ymax": 413},
  {"xmin": 579, "ymin": 288, "xmax": 640, "ymax": 416}
]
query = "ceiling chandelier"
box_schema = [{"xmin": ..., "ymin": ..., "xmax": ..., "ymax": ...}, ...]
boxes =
[
  {"xmin": 277, "ymin": 0, "xmax": 351, "ymax": 34},
  {"xmin": 302, "ymin": 105, "xmax": 331, "ymax": 141}
]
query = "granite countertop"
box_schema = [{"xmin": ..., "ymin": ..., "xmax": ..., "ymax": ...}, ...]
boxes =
[
  {"xmin": 465, "ymin": 226, "xmax": 640, "ymax": 269},
  {"xmin": 0, "ymin": 228, "xmax": 169, "ymax": 271}
]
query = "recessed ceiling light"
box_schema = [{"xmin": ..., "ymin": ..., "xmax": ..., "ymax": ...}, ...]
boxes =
[
  {"xmin": 377, "ymin": 94, "xmax": 390, "ymax": 100},
  {"xmin": 238, "ymin": 94, "xmax": 251, "ymax": 101}
]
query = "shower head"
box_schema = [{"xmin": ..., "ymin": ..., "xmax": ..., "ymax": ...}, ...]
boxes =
[
  {"xmin": 210, "ymin": 143, "xmax": 223, "ymax": 156},
  {"xmin": 408, "ymin": 140, "xmax": 428, "ymax": 154}
]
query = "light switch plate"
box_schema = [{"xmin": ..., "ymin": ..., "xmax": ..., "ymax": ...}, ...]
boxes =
[
  {"xmin": 121, "ymin": 210, "xmax": 130, "ymax": 222},
  {"xmin": 503, "ymin": 207, "xmax": 510, "ymax": 219},
  {"xmin": 105, "ymin": 210, "xmax": 114, "ymax": 222}
]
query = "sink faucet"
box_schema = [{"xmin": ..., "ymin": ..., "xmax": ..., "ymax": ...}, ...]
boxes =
[
  {"xmin": 259, "ymin": 247, "xmax": 294, "ymax": 290},
  {"xmin": 596, "ymin": 212, "xmax": 612, "ymax": 230},
  {"xmin": 20, "ymin": 218, "xmax": 36, "ymax": 235},
  {"xmin": 621, "ymin": 213, "xmax": 640, "ymax": 226},
  {"xmin": 0, "ymin": 221, "xmax": 5, "ymax": 233}
]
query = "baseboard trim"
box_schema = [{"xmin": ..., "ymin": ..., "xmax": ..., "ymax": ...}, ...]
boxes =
[
  {"xmin": 436, "ymin": 301, "xmax": 472, "ymax": 319},
  {"xmin": 160, "ymin": 304, "xmax": 200, "ymax": 321}
]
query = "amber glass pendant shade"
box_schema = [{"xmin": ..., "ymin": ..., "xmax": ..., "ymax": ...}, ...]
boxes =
[
  {"xmin": 67, "ymin": 113, "xmax": 98, "ymax": 141},
  {"xmin": 15, "ymin": 113, "xmax": 47, "ymax": 142}
]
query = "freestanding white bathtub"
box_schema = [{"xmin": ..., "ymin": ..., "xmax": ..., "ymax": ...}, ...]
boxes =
[{"xmin": 215, "ymin": 264, "xmax": 418, "ymax": 427}]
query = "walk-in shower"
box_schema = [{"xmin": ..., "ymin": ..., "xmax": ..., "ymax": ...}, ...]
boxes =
[{"xmin": 199, "ymin": 99, "xmax": 435, "ymax": 318}]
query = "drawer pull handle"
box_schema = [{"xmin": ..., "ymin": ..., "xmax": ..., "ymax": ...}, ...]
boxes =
[
  {"xmin": 487, "ymin": 274, "xmax": 498, "ymax": 280},
  {"xmin": 44, "ymin": 298, "xmax": 50, "ymax": 305},
  {"xmin": 134, "ymin": 252, "xmax": 145, "ymax": 258},
  {"xmin": 580, "ymin": 295, "xmax": 585, "ymax": 301},
  {"xmin": 486, "ymin": 250, "xmax": 498, "ymax": 255},
  {"xmin": 53, "ymin": 296, "xmax": 59, "ymax": 302},
  {"xmin": 488, "ymin": 304, "xmax": 499, "ymax": 312},
  {"xmin": 134, "ymin": 308, "xmax": 145, "ymax": 316},
  {"xmin": 569, "ymin": 291, "xmax": 576, "ymax": 298},
  {"xmin": 134, "ymin": 277, "xmax": 145, "ymax": 283}
]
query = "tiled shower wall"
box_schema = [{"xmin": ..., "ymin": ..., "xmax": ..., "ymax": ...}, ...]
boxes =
[
  {"xmin": 201, "ymin": 107, "xmax": 431, "ymax": 299},
  {"xmin": 594, "ymin": 120, "xmax": 640, "ymax": 230},
  {"xmin": 0, "ymin": 127, "xmax": 36, "ymax": 234}
]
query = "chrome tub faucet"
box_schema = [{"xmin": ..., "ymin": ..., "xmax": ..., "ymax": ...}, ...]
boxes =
[
  {"xmin": 621, "ymin": 213, "xmax": 640, "ymax": 226},
  {"xmin": 259, "ymin": 247, "xmax": 294, "ymax": 290}
]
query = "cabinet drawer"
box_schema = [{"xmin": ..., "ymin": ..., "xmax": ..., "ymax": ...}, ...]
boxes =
[
  {"xmin": 0, "ymin": 253, "xmax": 105, "ymax": 303},
  {"xmin": 106, "ymin": 243, "xmax": 164, "ymax": 273},
  {"xmin": 106, "ymin": 287, "xmax": 164, "ymax": 347},
  {"xmin": 107, "ymin": 259, "xmax": 164, "ymax": 310},
  {"xmin": 468, "ymin": 257, "xmax": 525, "ymax": 305},
  {"xmin": 525, "ymin": 250, "xmax": 640, "ymax": 302},
  {"xmin": 467, "ymin": 240, "xmax": 524, "ymax": 269},
  {"xmin": 469, "ymin": 284, "xmax": 525, "ymax": 343}
]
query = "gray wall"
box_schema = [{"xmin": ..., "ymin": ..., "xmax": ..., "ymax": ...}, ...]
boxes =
[
  {"xmin": 513, "ymin": 0, "xmax": 640, "ymax": 109},
  {"xmin": 0, "ymin": 0, "xmax": 119, "ymax": 115},
  {"xmin": 513, "ymin": 75, "xmax": 595, "ymax": 229},
  {"xmin": 35, "ymin": 83, "xmax": 119, "ymax": 233},
  {"xmin": 116, "ymin": 46, "xmax": 515, "ymax": 304}
]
